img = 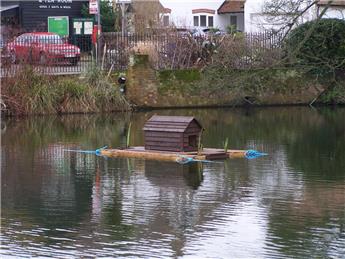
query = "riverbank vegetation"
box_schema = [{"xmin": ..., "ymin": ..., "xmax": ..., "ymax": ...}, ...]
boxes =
[
  {"xmin": 157, "ymin": 18, "xmax": 345, "ymax": 105},
  {"xmin": 1, "ymin": 65, "xmax": 131, "ymax": 116},
  {"xmin": 1, "ymin": 16, "xmax": 344, "ymax": 115}
]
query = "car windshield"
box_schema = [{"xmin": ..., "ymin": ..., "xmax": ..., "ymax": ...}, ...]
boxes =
[{"xmin": 38, "ymin": 35, "xmax": 63, "ymax": 44}]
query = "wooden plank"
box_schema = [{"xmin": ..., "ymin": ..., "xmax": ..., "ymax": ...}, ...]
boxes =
[
  {"xmin": 145, "ymin": 146, "xmax": 182, "ymax": 152},
  {"xmin": 101, "ymin": 149, "xmax": 185, "ymax": 162},
  {"xmin": 145, "ymin": 136, "xmax": 181, "ymax": 143},
  {"xmin": 146, "ymin": 121, "xmax": 189, "ymax": 125},
  {"xmin": 182, "ymin": 147, "xmax": 199, "ymax": 152},
  {"xmin": 99, "ymin": 147, "xmax": 248, "ymax": 162},
  {"xmin": 226, "ymin": 149, "xmax": 247, "ymax": 158},
  {"xmin": 184, "ymin": 129, "xmax": 201, "ymax": 134},
  {"xmin": 205, "ymin": 152, "xmax": 228, "ymax": 160},
  {"xmin": 144, "ymin": 126, "xmax": 187, "ymax": 131},
  {"xmin": 147, "ymin": 115, "xmax": 195, "ymax": 123},
  {"xmin": 144, "ymin": 122, "xmax": 188, "ymax": 126},
  {"xmin": 145, "ymin": 139, "xmax": 180, "ymax": 146},
  {"xmin": 144, "ymin": 127, "xmax": 186, "ymax": 133},
  {"xmin": 145, "ymin": 132, "xmax": 181, "ymax": 138},
  {"xmin": 145, "ymin": 141, "xmax": 181, "ymax": 147},
  {"xmin": 145, "ymin": 122, "xmax": 188, "ymax": 128}
]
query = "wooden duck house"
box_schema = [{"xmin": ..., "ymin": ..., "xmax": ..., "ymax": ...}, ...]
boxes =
[{"xmin": 143, "ymin": 115, "xmax": 203, "ymax": 152}]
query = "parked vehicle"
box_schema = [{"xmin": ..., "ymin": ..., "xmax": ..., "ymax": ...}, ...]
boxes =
[
  {"xmin": 190, "ymin": 28, "xmax": 226, "ymax": 37},
  {"xmin": 6, "ymin": 32, "xmax": 81, "ymax": 66}
]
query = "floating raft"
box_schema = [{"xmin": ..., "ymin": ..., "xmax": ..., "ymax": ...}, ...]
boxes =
[{"xmin": 99, "ymin": 146, "xmax": 251, "ymax": 162}]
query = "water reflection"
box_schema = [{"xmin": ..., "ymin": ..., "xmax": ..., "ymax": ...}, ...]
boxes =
[
  {"xmin": 145, "ymin": 161, "xmax": 203, "ymax": 190},
  {"xmin": 1, "ymin": 107, "xmax": 345, "ymax": 258}
]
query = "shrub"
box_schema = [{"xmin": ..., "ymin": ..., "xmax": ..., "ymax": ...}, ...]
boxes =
[
  {"xmin": 284, "ymin": 18, "xmax": 345, "ymax": 76},
  {"xmin": 1, "ymin": 66, "xmax": 131, "ymax": 116}
]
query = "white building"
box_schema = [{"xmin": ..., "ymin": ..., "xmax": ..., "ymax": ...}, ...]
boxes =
[
  {"xmin": 244, "ymin": 0, "xmax": 345, "ymax": 33},
  {"xmin": 317, "ymin": 0, "xmax": 345, "ymax": 19},
  {"xmin": 159, "ymin": 0, "xmax": 345, "ymax": 33},
  {"xmin": 159, "ymin": 0, "xmax": 245, "ymax": 32}
]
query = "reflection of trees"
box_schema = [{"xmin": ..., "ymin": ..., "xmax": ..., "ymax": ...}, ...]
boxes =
[
  {"xmin": 1, "ymin": 114, "xmax": 131, "ymax": 246},
  {"xmin": 286, "ymin": 108, "xmax": 345, "ymax": 180},
  {"xmin": 130, "ymin": 107, "xmax": 328, "ymax": 149},
  {"xmin": 2, "ymin": 107, "xmax": 345, "ymax": 257},
  {"xmin": 131, "ymin": 107, "xmax": 344, "ymax": 181},
  {"xmin": 266, "ymin": 182, "xmax": 345, "ymax": 258},
  {"xmin": 247, "ymin": 145, "xmax": 345, "ymax": 258},
  {"xmin": 2, "ymin": 113, "xmax": 131, "ymax": 151},
  {"xmin": 231, "ymin": 107, "xmax": 345, "ymax": 258},
  {"xmin": 1, "ymin": 145, "xmax": 96, "ymax": 247}
]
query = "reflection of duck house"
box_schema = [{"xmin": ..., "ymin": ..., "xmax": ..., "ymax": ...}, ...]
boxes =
[
  {"xmin": 143, "ymin": 115, "xmax": 202, "ymax": 152},
  {"xmin": 145, "ymin": 161, "xmax": 203, "ymax": 190}
]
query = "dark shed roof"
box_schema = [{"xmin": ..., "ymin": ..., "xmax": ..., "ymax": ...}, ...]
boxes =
[{"xmin": 143, "ymin": 115, "xmax": 202, "ymax": 133}]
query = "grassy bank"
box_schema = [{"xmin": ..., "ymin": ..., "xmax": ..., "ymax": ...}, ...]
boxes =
[
  {"xmin": 201, "ymin": 68, "xmax": 345, "ymax": 105},
  {"xmin": 1, "ymin": 66, "xmax": 131, "ymax": 116},
  {"xmin": 156, "ymin": 67, "xmax": 345, "ymax": 106},
  {"xmin": 2, "ymin": 64, "xmax": 344, "ymax": 117}
]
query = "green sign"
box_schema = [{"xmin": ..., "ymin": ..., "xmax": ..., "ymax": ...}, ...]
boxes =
[
  {"xmin": 48, "ymin": 16, "xmax": 69, "ymax": 36},
  {"xmin": 72, "ymin": 18, "xmax": 94, "ymax": 35}
]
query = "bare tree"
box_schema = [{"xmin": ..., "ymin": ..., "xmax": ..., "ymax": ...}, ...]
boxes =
[
  {"xmin": 131, "ymin": 0, "xmax": 165, "ymax": 33},
  {"xmin": 262, "ymin": 0, "xmax": 336, "ymax": 38}
]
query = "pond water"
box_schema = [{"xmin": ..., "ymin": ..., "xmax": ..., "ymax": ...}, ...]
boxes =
[{"xmin": 1, "ymin": 107, "xmax": 345, "ymax": 258}]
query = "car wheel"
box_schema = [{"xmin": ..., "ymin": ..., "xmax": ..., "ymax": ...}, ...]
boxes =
[
  {"xmin": 10, "ymin": 51, "xmax": 17, "ymax": 64},
  {"xmin": 39, "ymin": 53, "xmax": 47, "ymax": 65}
]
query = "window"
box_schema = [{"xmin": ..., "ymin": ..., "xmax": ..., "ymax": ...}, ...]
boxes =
[
  {"xmin": 15, "ymin": 35, "xmax": 25, "ymax": 43},
  {"xmin": 230, "ymin": 16, "xmax": 237, "ymax": 28},
  {"xmin": 163, "ymin": 15, "xmax": 169, "ymax": 26},
  {"xmin": 193, "ymin": 15, "xmax": 214, "ymax": 27},
  {"xmin": 208, "ymin": 16, "xmax": 214, "ymax": 27},
  {"xmin": 200, "ymin": 15, "xmax": 207, "ymax": 27},
  {"xmin": 39, "ymin": 35, "xmax": 63, "ymax": 44},
  {"xmin": 193, "ymin": 16, "xmax": 199, "ymax": 26}
]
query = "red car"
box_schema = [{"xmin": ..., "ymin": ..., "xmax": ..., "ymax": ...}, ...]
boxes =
[{"xmin": 6, "ymin": 32, "xmax": 81, "ymax": 66}]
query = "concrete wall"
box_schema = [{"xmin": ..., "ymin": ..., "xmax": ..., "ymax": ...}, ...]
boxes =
[{"xmin": 126, "ymin": 55, "xmax": 325, "ymax": 108}]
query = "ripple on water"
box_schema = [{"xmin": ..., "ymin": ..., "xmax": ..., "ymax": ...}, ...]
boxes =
[{"xmin": 1, "ymin": 108, "xmax": 345, "ymax": 258}]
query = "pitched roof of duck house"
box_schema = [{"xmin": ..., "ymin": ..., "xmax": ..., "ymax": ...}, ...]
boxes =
[{"xmin": 143, "ymin": 115, "xmax": 202, "ymax": 133}]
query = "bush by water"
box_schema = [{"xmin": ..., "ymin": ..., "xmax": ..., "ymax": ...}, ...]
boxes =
[{"xmin": 1, "ymin": 66, "xmax": 131, "ymax": 116}]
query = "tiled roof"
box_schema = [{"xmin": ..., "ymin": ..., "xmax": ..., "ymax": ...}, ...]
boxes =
[
  {"xmin": 317, "ymin": 0, "xmax": 345, "ymax": 6},
  {"xmin": 143, "ymin": 116, "xmax": 202, "ymax": 133},
  {"xmin": 218, "ymin": 0, "xmax": 245, "ymax": 14},
  {"xmin": 163, "ymin": 8, "xmax": 171, "ymax": 13}
]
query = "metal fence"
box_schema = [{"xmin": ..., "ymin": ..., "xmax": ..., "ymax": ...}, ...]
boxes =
[
  {"xmin": 1, "ymin": 31, "xmax": 284, "ymax": 77},
  {"xmin": 99, "ymin": 32, "xmax": 205, "ymax": 71},
  {"xmin": 99, "ymin": 31, "xmax": 284, "ymax": 71}
]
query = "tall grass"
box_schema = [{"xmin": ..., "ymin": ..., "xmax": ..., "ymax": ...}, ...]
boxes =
[
  {"xmin": 126, "ymin": 122, "xmax": 132, "ymax": 148},
  {"xmin": 1, "ymin": 65, "xmax": 132, "ymax": 116}
]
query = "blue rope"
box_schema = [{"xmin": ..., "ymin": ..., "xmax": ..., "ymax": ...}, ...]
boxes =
[
  {"xmin": 176, "ymin": 155, "xmax": 223, "ymax": 164},
  {"xmin": 63, "ymin": 146, "xmax": 108, "ymax": 156},
  {"xmin": 245, "ymin": 149, "xmax": 267, "ymax": 159}
]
